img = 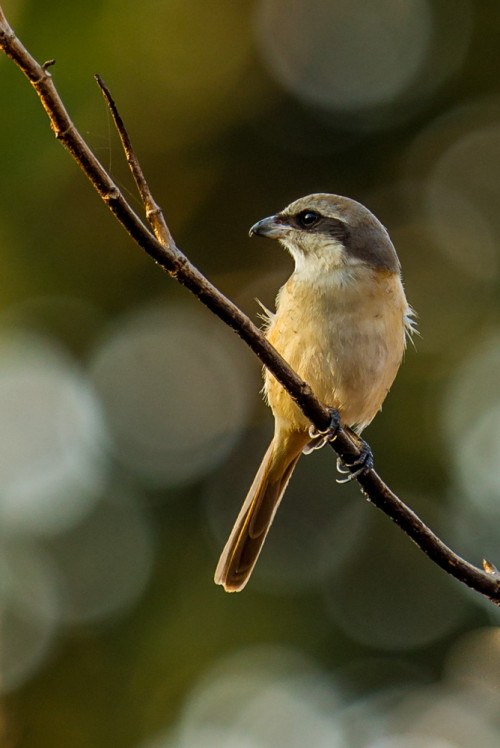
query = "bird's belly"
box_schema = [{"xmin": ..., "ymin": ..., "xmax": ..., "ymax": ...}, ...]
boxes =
[{"xmin": 264, "ymin": 282, "xmax": 406, "ymax": 432}]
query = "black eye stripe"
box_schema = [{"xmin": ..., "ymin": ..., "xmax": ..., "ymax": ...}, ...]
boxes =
[
  {"xmin": 284, "ymin": 210, "xmax": 323, "ymax": 231},
  {"xmin": 323, "ymin": 217, "xmax": 347, "ymax": 243},
  {"xmin": 285, "ymin": 211, "xmax": 346, "ymax": 242}
]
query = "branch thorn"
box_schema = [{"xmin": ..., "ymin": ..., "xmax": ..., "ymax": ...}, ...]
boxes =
[{"xmin": 483, "ymin": 559, "xmax": 500, "ymax": 577}]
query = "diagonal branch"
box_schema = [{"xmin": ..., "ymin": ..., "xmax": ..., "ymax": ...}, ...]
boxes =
[{"xmin": 1, "ymin": 5, "xmax": 499, "ymax": 604}]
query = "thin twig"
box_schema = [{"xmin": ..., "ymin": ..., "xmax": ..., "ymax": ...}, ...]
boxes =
[
  {"xmin": 0, "ymin": 5, "xmax": 499, "ymax": 604},
  {"xmin": 94, "ymin": 74, "xmax": 173, "ymax": 247}
]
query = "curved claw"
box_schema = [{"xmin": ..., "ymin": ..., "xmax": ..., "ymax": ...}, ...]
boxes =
[
  {"xmin": 336, "ymin": 457, "xmax": 350, "ymax": 474},
  {"xmin": 303, "ymin": 408, "xmax": 341, "ymax": 455},
  {"xmin": 303, "ymin": 434, "xmax": 329, "ymax": 454},
  {"xmin": 336, "ymin": 440, "xmax": 374, "ymax": 484}
]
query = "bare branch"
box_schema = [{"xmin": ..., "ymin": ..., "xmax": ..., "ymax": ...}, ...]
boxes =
[
  {"xmin": 94, "ymin": 74, "xmax": 173, "ymax": 247},
  {"xmin": 1, "ymin": 5, "xmax": 499, "ymax": 604}
]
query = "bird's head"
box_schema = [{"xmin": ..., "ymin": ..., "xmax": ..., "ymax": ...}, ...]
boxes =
[{"xmin": 249, "ymin": 193, "xmax": 400, "ymax": 275}]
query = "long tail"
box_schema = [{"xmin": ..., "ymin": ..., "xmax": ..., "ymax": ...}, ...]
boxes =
[{"xmin": 214, "ymin": 429, "xmax": 308, "ymax": 592}]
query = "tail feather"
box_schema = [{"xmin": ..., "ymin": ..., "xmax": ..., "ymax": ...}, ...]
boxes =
[{"xmin": 214, "ymin": 430, "xmax": 308, "ymax": 592}]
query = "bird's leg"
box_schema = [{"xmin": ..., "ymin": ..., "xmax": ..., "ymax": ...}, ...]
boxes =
[
  {"xmin": 303, "ymin": 408, "xmax": 341, "ymax": 455},
  {"xmin": 336, "ymin": 426, "xmax": 374, "ymax": 483}
]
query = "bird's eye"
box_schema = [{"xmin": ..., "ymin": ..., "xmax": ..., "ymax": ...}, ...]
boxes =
[{"xmin": 297, "ymin": 210, "xmax": 321, "ymax": 229}]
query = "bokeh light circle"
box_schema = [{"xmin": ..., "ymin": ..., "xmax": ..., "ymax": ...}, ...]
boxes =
[
  {"xmin": 443, "ymin": 331, "xmax": 500, "ymax": 511},
  {"xmin": 256, "ymin": 0, "xmax": 432, "ymax": 112},
  {"xmin": 445, "ymin": 627, "xmax": 500, "ymax": 699},
  {"xmin": 323, "ymin": 507, "xmax": 466, "ymax": 651},
  {"xmin": 157, "ymin": 646, "xmax": 343, "ymax": 748},
  {"xmin": 424, "ymin": 124, "xmax": 500, "ymax": 284},
  {"xmin": 0, "ymin": 541, "xmax": 61, "ymax": 693},
  {"xmin": 89, "ymin": 302, "xmax": 254, "ymax": 487},
  {"xmin": 255, "ymin": 0, "xmax": 472, "ymax": 129},
  {"xmin": 0, "ymin": 329, "xmax": 108, "ymax": 535},
  {"xmin": 47, "ymin": 489, "xmax": 155, "ymax": 625}
]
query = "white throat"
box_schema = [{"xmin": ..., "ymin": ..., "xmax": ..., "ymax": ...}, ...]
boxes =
[{"xmin": 281, "ymin": 237, "xmax": 368, "ymax": 287}]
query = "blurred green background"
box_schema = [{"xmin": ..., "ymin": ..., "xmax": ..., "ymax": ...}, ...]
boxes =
[{"xmin": 2, "ymin": 0, "xmax": 500, "ymax": 746}]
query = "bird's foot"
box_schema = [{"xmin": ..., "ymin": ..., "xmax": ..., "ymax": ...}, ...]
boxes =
[
  {"xmin": 336, "ymin": 437, "xmax": 374, "ymax": 484},
  {"xmin": 303, "ymin": 408, "xmax": 341, "ymax": 455}
]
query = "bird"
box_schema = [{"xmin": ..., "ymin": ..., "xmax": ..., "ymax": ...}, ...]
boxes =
[{"xmin": 214, "ymin": 193, "xmax": 415, "ymax": 592}]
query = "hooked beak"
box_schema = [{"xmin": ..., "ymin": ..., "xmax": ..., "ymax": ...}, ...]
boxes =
[{"xmin": 249, "ymin": 214, "xmax": 290, "ymax": 239}]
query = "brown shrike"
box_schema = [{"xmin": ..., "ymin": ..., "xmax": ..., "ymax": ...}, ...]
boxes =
[{"xmin": 215, "ymin": 193, "xmax": 414, "ymax": 592}]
